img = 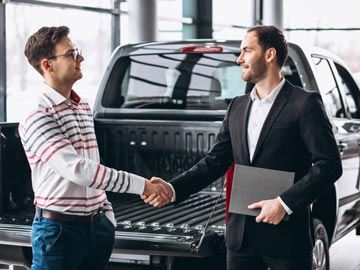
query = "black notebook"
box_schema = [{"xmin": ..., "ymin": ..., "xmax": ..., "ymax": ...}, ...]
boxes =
[{"xmin": 229, "ymin": 164, "xmax": 295, "ymax": 220}]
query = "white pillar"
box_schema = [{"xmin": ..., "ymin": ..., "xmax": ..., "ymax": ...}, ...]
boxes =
[
  {"xmin": 251, "ymin": 0, "xmax": 262, "ymax": 26},
  {"xmin": 128, "ymin": 0, "xmax": 158, "ymax": 43},
  {"xmin": 262, "ymin": 0, "xmax": 283, "ymax": 29}
]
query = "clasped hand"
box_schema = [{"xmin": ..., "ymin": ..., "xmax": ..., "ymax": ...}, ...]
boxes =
[
  {"xmin": 248, "ymin": 198, "xmax": 286, "ymax": 225},
  {"xmin": 141, "ymin": 180, "xmax": 287, "ymax": 223},
  {"xmin": 141, "ymin": 177, "xmax": 173, "ymax": 207}
]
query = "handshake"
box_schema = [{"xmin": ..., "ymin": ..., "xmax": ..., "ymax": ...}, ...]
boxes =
[{"xmin": 141, "ymin": 177, "xmax": 174, "ymax": 207}]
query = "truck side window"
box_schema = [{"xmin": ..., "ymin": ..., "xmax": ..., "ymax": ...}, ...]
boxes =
[
  {"xmin": 334, "ymin": 63, "xmax": 360, "ymax": 119},
  {"xmin": 281, "ymin": 58, "xmax": 302, "ymax": 88},
  {"xmin": 311, "ymin": 56, "xmax": 345, "ymax": 118}
]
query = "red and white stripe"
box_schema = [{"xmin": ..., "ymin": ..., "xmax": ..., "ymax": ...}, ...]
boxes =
[{"xmin": 19, "ymin": 85, "xmax": 145, "ymax": 216}]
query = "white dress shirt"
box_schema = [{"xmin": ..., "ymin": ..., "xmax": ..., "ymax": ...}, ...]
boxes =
[{"xmin": 247, "ymin": 78, "xmax": 292, "ymax": 215}]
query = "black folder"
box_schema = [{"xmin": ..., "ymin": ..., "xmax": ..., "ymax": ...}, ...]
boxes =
[{"xmin": 229, "ymin": 164, "xmax": 294, "ymax": 220}]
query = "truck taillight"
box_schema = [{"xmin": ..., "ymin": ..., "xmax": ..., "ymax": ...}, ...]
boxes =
[{"xmin": 181, "ymin": 46, "xmax": 223, "ymax": 53}]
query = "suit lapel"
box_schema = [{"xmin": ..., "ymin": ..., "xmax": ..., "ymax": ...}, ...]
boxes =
[
  {"xmin": 239, "ymin": 96, "xmax": 253, "ymax": 165},
  {"xmin": 251, "ymin": 82, "xmax": 292, "ymax": 163}
]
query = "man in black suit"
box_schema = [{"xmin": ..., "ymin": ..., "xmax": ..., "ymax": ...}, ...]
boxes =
[{"xmin": 143, "ymin": 25, "xmax": 342, "ymax": 270}]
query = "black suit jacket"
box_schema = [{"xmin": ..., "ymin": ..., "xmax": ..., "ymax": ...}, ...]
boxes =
[{"xmin": 170, "ymin": 80, "xmax": 342, "ymax": 256}]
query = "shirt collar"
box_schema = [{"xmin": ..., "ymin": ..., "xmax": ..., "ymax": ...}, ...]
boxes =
[
  {"xmin": 42, "ymin": 83, "xmax": 81, "ymax": 105},
  {"xmin": 250, "ymin": 77, "xmax": 285, "ymax": 103}
]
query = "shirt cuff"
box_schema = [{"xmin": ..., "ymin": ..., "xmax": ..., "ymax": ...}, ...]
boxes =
[
  {"xmin": 277, "ymin": 196, "xmax": 293, "ymax": 215},
  {"xmin": 127, "ymin": 173, "xmax": 146, "ymax": 195},
  {"xmin": 167, "ymin": 182, "xmax": 176, "ymax": 202}
]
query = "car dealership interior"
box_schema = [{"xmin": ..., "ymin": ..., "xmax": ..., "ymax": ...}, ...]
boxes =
[{"xmin": 1, "ymin": 1, "xmax": 360, "ymax": 269}]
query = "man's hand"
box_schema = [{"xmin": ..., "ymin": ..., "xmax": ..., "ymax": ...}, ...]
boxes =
[
  {"xmin": 141, "ymin": 177, "xmax": 173, "ymax": 207},
  {"xmin": 247, "ymin": 198, "xmax": 286, "ymax": 225}
]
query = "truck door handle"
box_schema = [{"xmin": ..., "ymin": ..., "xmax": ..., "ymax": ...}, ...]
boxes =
[{"xmin": 338, "ymin": 142, "xmax": 348, "ymax": 154}]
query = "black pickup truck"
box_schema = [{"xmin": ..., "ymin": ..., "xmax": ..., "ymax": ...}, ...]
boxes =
[{"xmin": 1, "ymin": 40, "xmax": 360, "ymax": 270}]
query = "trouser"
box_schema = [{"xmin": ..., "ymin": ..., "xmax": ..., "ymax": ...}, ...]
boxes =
[
  {"xmin": 31, "ymin": 211, "xmax": 115, "ymax": 270},
  {"xmin": 227, "ymin": 248, "xmax": 313, "ymax": 270},
  {"xmin": 227, "ymin": 230, "xmax": 313, "ymax": 270}
]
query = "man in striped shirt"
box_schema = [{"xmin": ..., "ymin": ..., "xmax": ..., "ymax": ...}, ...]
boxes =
[{"xmin": 20, "ymin": 26, "xmax": 172, "ymax": 270}]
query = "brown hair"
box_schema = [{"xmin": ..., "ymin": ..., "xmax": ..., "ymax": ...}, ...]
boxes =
[
  {"xmin": 24, "ymin": 26, "xmax": 70, "ymax": 75},
  {"xmin": 247, "ymin": 25, "xmax": 288, "ymax": 67}
]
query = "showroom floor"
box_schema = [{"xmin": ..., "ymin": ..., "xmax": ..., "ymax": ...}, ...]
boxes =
[{"xmin": 330, "ymin": 230, "xmax": 360, "ymax": 270}]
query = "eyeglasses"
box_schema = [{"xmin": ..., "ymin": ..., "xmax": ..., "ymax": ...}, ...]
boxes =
[{"xmin": 47, "ymin": 48, "xmax": 82, "ymax": 61}]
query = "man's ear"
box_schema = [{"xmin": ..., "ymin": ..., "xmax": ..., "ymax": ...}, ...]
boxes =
[
  {"xmin": 265, "ymin": 48, "xmax": 277, "ymax": 63},
  {"xmin": 41, "ymin": 58, "xmax": 53, "ymax": 73}
]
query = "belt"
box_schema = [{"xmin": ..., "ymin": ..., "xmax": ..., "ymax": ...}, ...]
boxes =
[{"xmin": 35, "ymin": 208, "xmax": 103, "ymax": 223}]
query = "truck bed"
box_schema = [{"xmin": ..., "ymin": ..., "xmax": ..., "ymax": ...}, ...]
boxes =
[
  {"xmin": 0, "ymin": 192, "xmax": 225, "ymax": 257},
  {"xmin": 0, "ymin": 120, "xmax": 226, "ymax": 258}
]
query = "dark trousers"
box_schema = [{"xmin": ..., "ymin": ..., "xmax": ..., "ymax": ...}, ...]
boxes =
[
  {"xmin": 227, "ymin": 232, "xmax": 313, "ymax": 270},
  {"xmin": 31, "ymin": 212, "xmax": 115, "ymax": 270}
]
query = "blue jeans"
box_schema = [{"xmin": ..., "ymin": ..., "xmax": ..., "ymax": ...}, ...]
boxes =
[{"xmin": 31, "ymin": 211, "xmax": 115, "ymax": 270}]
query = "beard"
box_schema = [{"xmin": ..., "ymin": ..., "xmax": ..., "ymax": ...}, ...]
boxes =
[{"xmin": 241, "ymin": 58, "xmax": 267, "ymax": 84}]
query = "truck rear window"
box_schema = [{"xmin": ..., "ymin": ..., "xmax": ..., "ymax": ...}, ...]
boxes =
[{"xmin": 102, "ymin": 52, "xmax": 245, "ymax": 110}]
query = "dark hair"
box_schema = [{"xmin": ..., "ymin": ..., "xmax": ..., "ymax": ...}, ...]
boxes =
[
  {"xmin": 24, "ymin": 26, "xmax": 70, "ymax": 75},
  {"xmin": 247, "ymin": 25, "xmax": 288, "ymax": 67}
]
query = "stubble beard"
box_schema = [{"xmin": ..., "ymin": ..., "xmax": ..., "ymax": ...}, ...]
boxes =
[{"xmin": 242, "ymin": 58, "xmax": 267, "ymax": 84}]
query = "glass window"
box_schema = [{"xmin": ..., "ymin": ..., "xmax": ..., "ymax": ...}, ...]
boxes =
[
  {"xmin": 102, "ymin": 53, "xmax": 302, "ymax": 111},
  {"xmin": 335, "ymin": 63, "xmax": 360, "ymax": 118},
  {"xmin": 284, "ymin": 0, "xmax": 360, "ymax": 77},
  {"xmin": 311, "ymin": 56, "xmax": 344, "ymax": 118},
  {"xmin": 158, "ymin": 0, "xmax": 183, "ymax": 41},
  {"xmin": 343, "ymin": 81, "xmax": 357, "ymax": 115},
  {"xmin": 102, "ymin": 52, "xmax": 245, "ymax": 110},
  {"xmin": 27, "ymin": 0, "xmax": 113, "ymax": 8},
  {"xmin": 120, "ymin": 0, "xmax": 183, "ymax": 45},
  {"xmin": 212, "ymin": 0, "xmax": 251, "ymax": 39},
  {"xmin": 6, "ymin": 3, "xmax": 112, "ymax": 122}
]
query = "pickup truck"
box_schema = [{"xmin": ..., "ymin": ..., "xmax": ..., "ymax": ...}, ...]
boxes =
[{"xmin": 1, "ymin": 39, "xmax": 360, "ymax": 270}]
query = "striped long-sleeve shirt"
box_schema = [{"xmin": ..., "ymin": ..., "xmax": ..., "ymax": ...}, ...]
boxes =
[{"xmin": 18, "ymin": 85, "xmax": 146, "ymax": 218}]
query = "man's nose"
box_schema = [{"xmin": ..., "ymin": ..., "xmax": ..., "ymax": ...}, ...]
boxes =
[
  {"xmin": 78, "ymin": 54, "xmax": 84, "ymax": 62},
  {"xmin": 236, "ymin": 55, "xmax": 243, "ymax": 65}
]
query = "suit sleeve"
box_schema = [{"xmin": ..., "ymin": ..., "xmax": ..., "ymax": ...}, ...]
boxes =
[
  {"xmin": 169, "ymin": 99, "xmax": 236, "ymax": 203},
  {"xmin": 280, "ymin": 92, "xmax": 342, "ymax": 211}
]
